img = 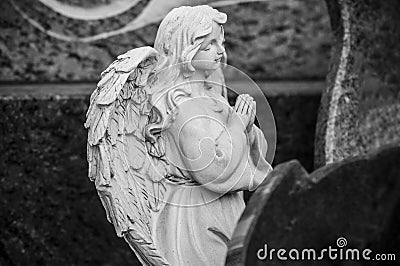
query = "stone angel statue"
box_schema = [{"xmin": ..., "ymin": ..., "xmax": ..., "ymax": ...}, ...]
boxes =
[{"xmin": 85, "ymin": 5, "xmax": 272, "ymax": 266}]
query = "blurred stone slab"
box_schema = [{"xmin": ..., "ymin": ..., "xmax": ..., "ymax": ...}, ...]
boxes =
[
  {"xmin": 0, "ymin": 92, "xmax": 319, "ymax": 265},
  {"xmin": 226, "ymin": 144, "xmax": 400, "ymax": 265},
  {"xmin": 315, "ymin": 0, "xmax": 400, "ymax": 167},
  {"xmin": 0, "ymin": 98, "xmax": 140, "ymax": 266}
]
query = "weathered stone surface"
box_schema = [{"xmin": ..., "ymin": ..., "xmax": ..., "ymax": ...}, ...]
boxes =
[
  {"xmin": 315, "ymin": 0, "xmax": 400, "ymax": 167},
  {"xmin": 0, "ymin": 92, "xmax": 320, "ymax": 265},
  {"xmin": 0, "ymin": 98, "xmax": 140, "ymax": 265},
  {"xmin": 227, "ymin": 144, "xmax": 400, "ymax": 265},
  {"xmin": 0, "ymin": 0, "xmax": 331, "ymax": 81}
]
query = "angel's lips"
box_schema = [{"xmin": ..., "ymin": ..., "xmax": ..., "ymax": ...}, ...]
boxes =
[{"xmin": 214, "ymin": 57, "xmax": 222, "ymax": 62}]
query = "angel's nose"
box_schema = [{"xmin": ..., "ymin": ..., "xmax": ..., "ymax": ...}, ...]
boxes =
[{"xmin": 217, "ymin": 43, "xmax": 225, "ymax": 55}]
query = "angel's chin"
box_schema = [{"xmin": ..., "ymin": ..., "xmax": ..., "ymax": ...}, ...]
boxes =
[{"xmin": 205, "ymin": 68, "xmax": 219, "ymax": 78}]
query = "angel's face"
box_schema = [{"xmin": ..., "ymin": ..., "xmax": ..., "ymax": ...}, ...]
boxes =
[{"xmin": 191, "ymin": 22, "xmax": 225, "ymax": 73}]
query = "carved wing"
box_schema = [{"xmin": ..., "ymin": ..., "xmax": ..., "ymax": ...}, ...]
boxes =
[{"xmin": 85, "ymin": 47, "xmax": 169, "ymax": 266}]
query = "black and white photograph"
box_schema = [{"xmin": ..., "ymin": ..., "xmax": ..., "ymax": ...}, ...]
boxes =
[{"xmin": 1, "ymin": 0, "xmax": 399, "ymax": 265}]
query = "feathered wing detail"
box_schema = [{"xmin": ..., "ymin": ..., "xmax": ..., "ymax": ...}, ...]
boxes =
[{"xmin": 85, "ymin": 47, "xmax": 169, "ymax": 266}]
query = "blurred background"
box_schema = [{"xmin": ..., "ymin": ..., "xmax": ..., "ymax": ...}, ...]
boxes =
[
  {"xmin": 0, "ymin": 0, "xmax": 332, "ymax": 265},
  {"xmin": 0, "ymin": 0, "xmax": 331, "ymax": 81}
]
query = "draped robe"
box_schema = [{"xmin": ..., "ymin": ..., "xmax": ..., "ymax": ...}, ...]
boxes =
[{"xmin": 152, "ymin": 87, "xmax": 272, "ymax": 266}]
